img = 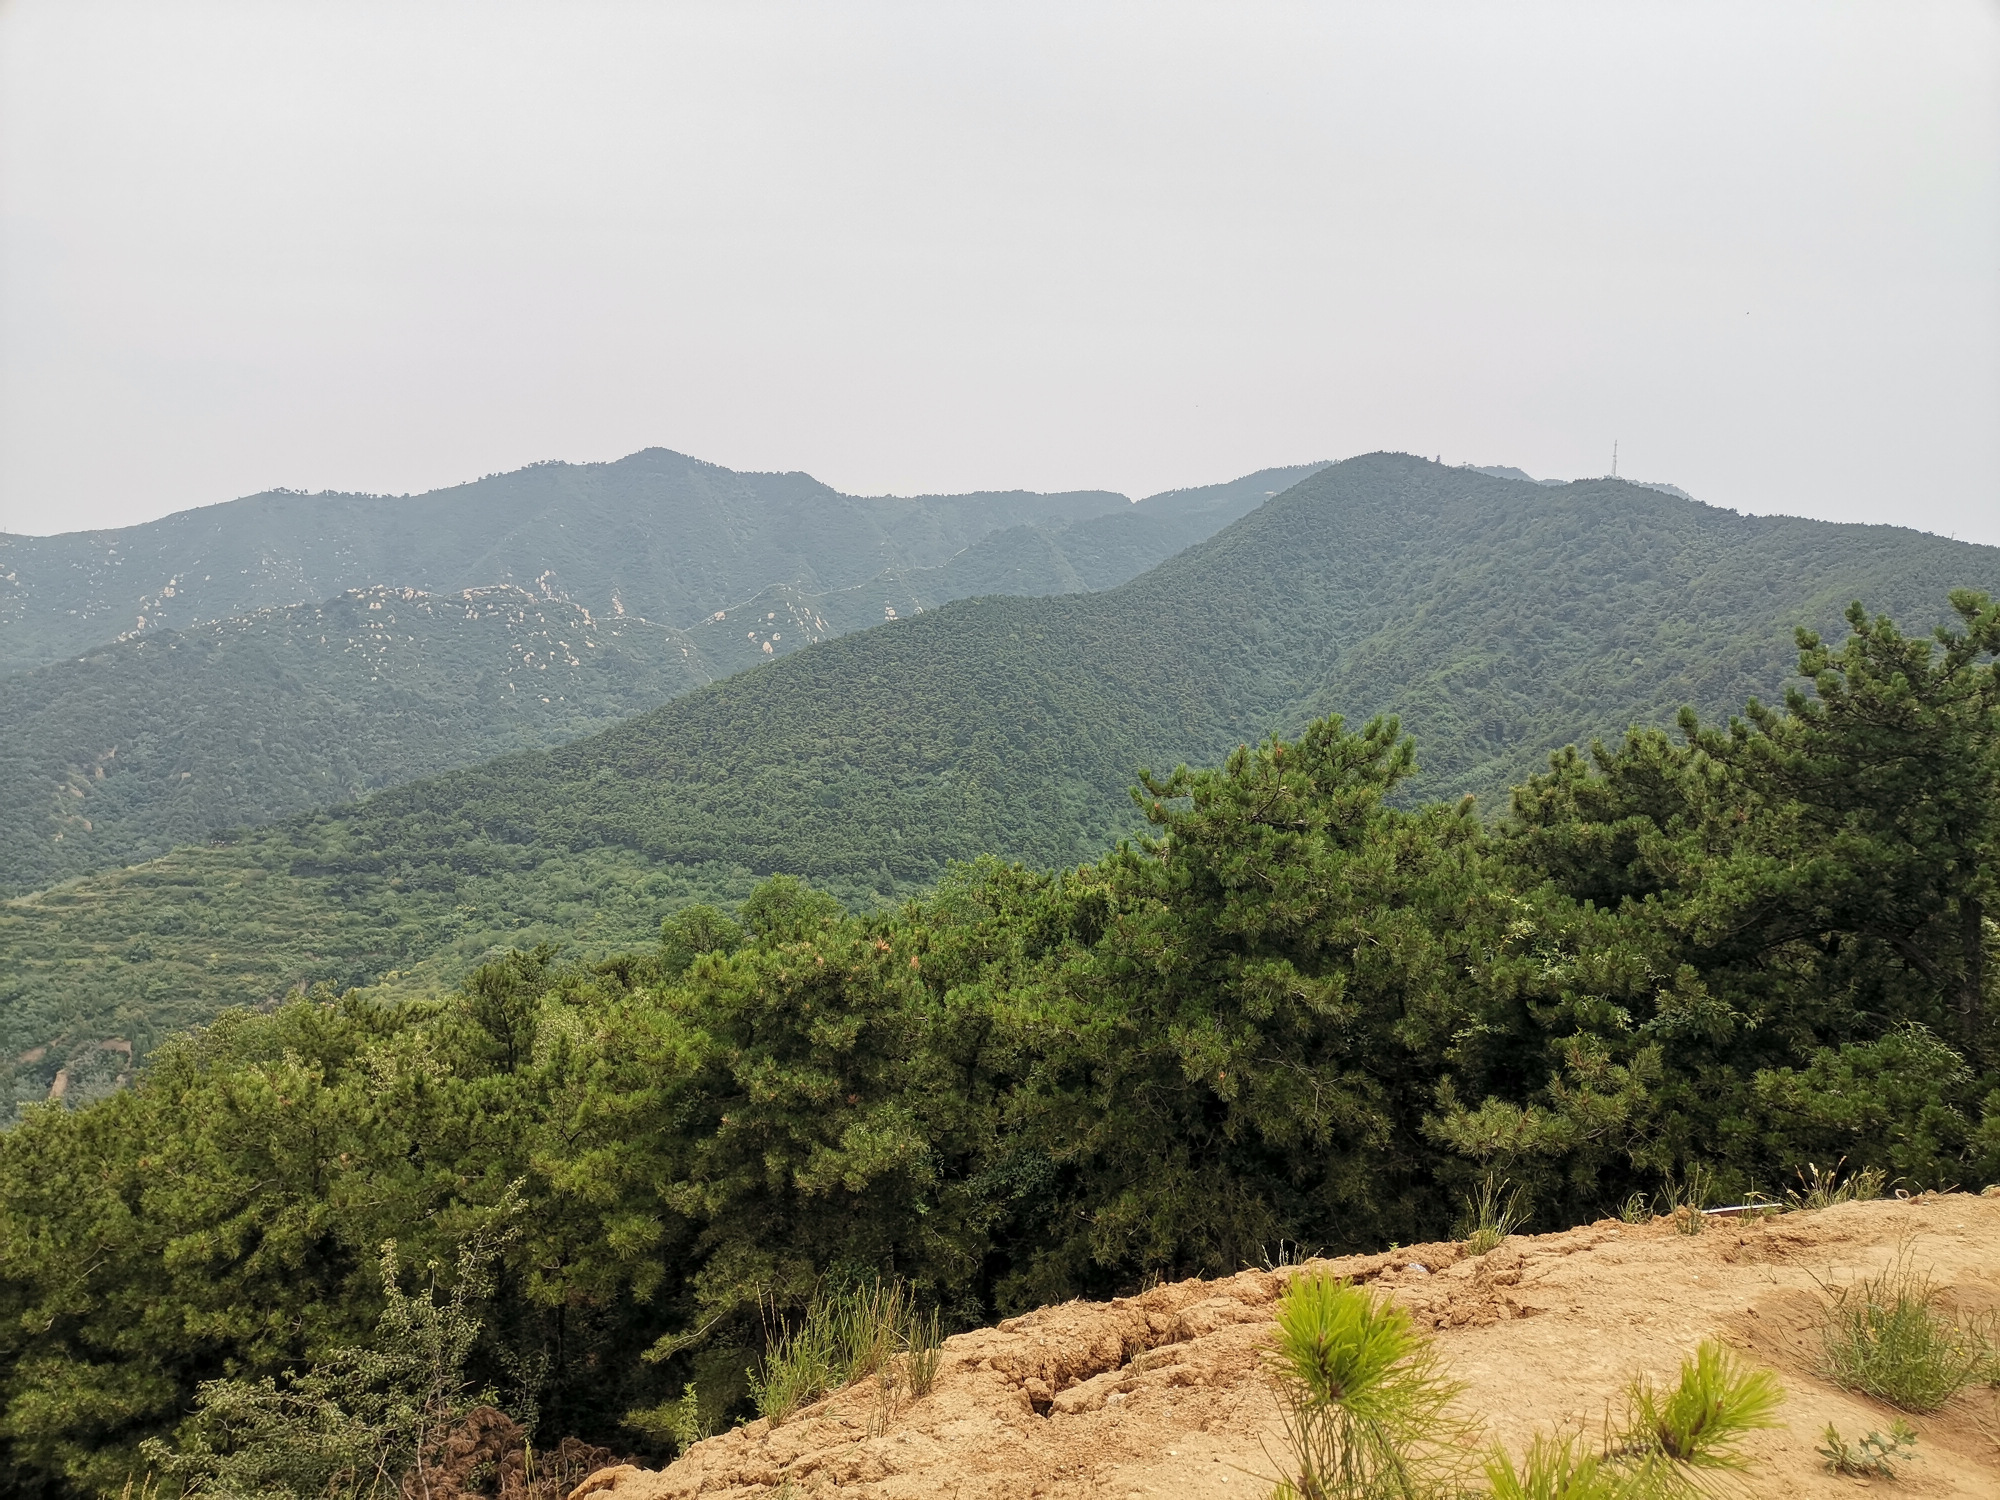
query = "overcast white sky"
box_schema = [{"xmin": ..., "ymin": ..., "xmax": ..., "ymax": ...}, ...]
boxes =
[{"xmin": 2, "ymin": 1, "xmax": 1995, "ymax": 541}]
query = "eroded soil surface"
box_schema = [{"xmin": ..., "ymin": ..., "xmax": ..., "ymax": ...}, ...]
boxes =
[{"xmin": 578, "ymin": 1192, "xmax": 2000, "ymax": 1499}]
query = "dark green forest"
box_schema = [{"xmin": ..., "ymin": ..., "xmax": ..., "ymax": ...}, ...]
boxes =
[
  {"xmin": 4, "ymin": 456, "xmax": 1995, "ymax": 1105},
  {"xmin": 3, "ymin": 591, "xmax": 1994, "ymax": 1497}
]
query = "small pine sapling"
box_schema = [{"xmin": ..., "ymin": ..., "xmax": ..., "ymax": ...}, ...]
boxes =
[
  {"xmin": 1610, "ymin": 1340, "xmax": 1783, "ymax": 1494},
  {"xmin": 1260, "ymin": 1272, "xmax": 1472, "ymax": 1500},
  {"xmin": 1484, "ymin": 1432, "xmax": 1631, "ymax": 1499}
]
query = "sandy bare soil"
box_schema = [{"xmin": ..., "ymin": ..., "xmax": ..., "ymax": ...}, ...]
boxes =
[{"xmin": 576, "ymin": 1191, "xmax": 2000, "ymax": 1499}]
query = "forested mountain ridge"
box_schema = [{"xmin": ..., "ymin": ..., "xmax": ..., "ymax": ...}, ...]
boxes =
[
  {"xmin": 4, "ymin": 453, "xmax": 1995, "ymax": 1108},
  {"xmin": 1, "ymin": 459, "xmax": 1323, "ymax": 881},
  {"xmin": 0, "ymin": 449, "xmax": 1134, "ymax": 675},
  {"xmin": 0, "ymin": 587, "xmax": 715, "ymax": 892},
  {"xmin": 683, "ymin": 461, "xmax": 1325, "ymax": 673}
]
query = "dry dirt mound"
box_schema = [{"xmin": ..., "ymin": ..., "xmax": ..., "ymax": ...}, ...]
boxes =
[{"xmin": 579, "ymin": 1192, "xmax": 2000, "ymax": 1499}]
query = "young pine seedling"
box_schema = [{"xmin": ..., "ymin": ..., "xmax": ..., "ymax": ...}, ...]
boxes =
[
  {"xmin": 1610, "ymin": 1340, "xmax": 1784, "ymax": 1495},
  {"xmin": 1261, "ymin": 1272, "xmax": 1472, "ymax": 1500}
]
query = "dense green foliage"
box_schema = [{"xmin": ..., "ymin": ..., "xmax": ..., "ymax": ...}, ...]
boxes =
[
  {"xmin": 2, "ymin": 593, "xmax": 1995, "ymax": 1497},
  {"xmin": 0, "ymin": 588, "xmax": 713, "ymax": 893},
  {"xmin": 6, "ymin": 456, "xmax": 1995, "ymax": 1098}
]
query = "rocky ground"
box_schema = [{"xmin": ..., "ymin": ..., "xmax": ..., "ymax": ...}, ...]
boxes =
[{"xmin": 573, "ymin": 1191, "xmax": 2000, "ymax": 1498}]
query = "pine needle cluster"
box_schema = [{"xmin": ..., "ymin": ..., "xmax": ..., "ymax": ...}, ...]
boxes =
[
  {"xmin": 1487, "ymin": 1341, "xmax": 1783, "ymax": 1499},
  {"xmin": 1261, "ymin": 1273, "xmax": 1471, "ymax": 1500}
]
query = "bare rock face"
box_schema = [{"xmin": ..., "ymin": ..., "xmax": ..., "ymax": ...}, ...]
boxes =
[{"xmin": 565, "ymin": 1194, "xmax": 2000, "ymax": 1500}]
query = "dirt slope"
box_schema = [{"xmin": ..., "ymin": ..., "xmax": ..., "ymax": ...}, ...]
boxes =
[{"xmin": 581, "ymin": 1192, "xmax": 2000, "ymax": 1498}]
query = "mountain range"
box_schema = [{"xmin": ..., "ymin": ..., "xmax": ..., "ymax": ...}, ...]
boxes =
[
  {"xmin": 1, "ymin": 456, "xmax": 1320, "ymax": 890},
  {"xmin": 6, "ymin": 450, "xmax": 1995, "ymax": 1112}
]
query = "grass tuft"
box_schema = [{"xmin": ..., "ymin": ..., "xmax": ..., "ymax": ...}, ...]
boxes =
[
  {"xmin": 747, "ymin": 1302, "xmax": 840, "ymax": 1426},
  {"xmin": 1787, "ymin": 1158, "xmax": 1887, "ymax": 1212},
  {"xmin": 905, "ymin": 1306, "xmax": 944, "ymax": 1399},
  {"xmin": 1817, "ymin": 1257, "xmax": 1986, "ymax": 1413},
  {"xmin": 1460, "ymin": 1176, "xmax": 1530, "ymax": 1257},
  {"xmin": 1657, "ymin": 1166, "xmax": 1715, "ymax": 1237},
  {"xmin": 748, "ymin": 1279, "xmax": 947, "ymax": 1427}
]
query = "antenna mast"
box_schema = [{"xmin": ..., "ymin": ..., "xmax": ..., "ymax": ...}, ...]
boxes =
[{"xmin": 1612, "ymin": 439, "xmax": 1618, "ymax": 478}]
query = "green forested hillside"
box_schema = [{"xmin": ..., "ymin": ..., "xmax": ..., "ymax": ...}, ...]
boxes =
[
  {"xmin": 1, "ymin": 462, "xmax": 1317, "ymax": 881},
  {"xmin": 688, "ymin": 464, "xmax": 1328, "ymax": 676},
  {"xmin": 5, "ymin": 454, "xmax": 1994, "ymax": 1105},
  {"xmin": 541, "ymin": 462, "xmax": 1327, "ymax": 679},
  {"xmin": 0, "ymin": 588, "xmax": 717, "ymax": 893},
  {"xmin": 0, "ymin": 449, "xmax": 1131, "ymax": 675}
]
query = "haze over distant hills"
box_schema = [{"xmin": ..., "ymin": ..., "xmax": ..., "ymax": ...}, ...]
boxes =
[
  {"xmin": 0, "ymin": 455, "xmax": 1323, "ymax": 889},
  {"xmin": 7, "ymin": 451, "xmax": 1994, "ymax": 1109},
  {"xmin": 0, "ymin": 451, "xmax": 1321, "ymax": 675},
  {"xmin": 1470, "ymin": 464, "xmax": 1694, "ymax": 501}
]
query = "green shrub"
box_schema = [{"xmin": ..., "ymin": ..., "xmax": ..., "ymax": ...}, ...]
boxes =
[
  {"xmin": 1818, "ymin": 1259, "xmax": 1987, "ymax": 1412},
  {"xmin": 1261, "ymin": 1273, "xmax": 1469, "ymax": 1500},
  {"xmin": 621, "ymin": 1382, "xmax": 714, "ymax": 1457},
  {"xmin": 138, "ymin": 1214, "xmax": 514, "ymax": 1500}
]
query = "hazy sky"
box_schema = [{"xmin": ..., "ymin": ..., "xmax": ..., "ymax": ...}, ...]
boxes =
[{"xmin": 2, "ymin": 1, "xmax": 1996, "ymax": 541}]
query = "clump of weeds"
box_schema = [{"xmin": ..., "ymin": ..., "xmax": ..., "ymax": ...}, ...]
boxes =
[
  {"xmin": 748, "ymin": 1279, "xmax": 947, "ymax": 1428},
  {"xmin": 1817, "ymin": 1255, "xmax": 1987, "ymax": 1413},
  {"xmin": 1459, "ymin": 1176, "xmax": 1530, "ymax": 1257},
  {"xmin": 1787, "ymin": 1158, "xmax": 1887, "ymax": 1212},
  {"xmin": 1816, "ymin": 1420, "xmax": 1918, "ymax": 1479}
]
